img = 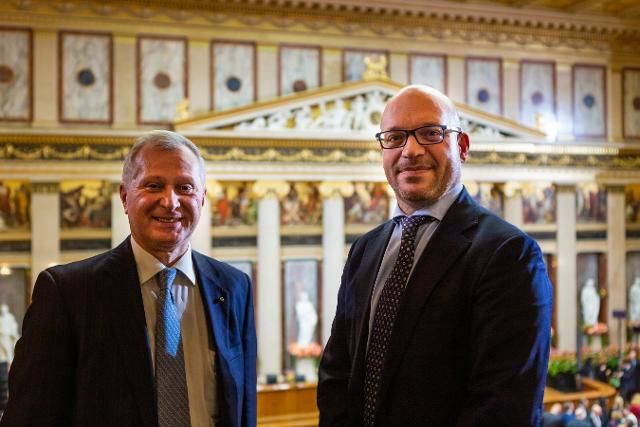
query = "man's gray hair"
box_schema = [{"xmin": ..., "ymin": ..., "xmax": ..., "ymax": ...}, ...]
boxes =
[{"xmin": 122, "ymin": 130, "xmax": 206, "ymax": 187}]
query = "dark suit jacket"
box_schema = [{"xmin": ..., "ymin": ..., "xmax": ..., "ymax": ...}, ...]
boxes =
[
  {"xmin": 317, "ymin": 188, "xmax": 552, "ymax": 427},
  {"xmin": 1, "ymin": 238, "xmax": 257, "ymax": 427}
]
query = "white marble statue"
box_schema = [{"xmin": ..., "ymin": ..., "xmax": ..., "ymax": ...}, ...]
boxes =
[
  {"xmin": 295, "ymin": 291, "xmax": 318, "ymax": 347},
  {"xmin": 581, "ymin": 278, "xmax": 600, "ymax": 326},
  {"xmin": 0, "ymin": 304, "xmax": 19, "ymax": 364},
  {"xmin": 629, "ymin": 277, "xmax": 640, "ymax": 322}
]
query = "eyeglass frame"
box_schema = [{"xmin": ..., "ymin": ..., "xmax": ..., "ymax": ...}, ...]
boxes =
[{"xmin": 375, "ymin": 124, "xmax": 463, "ymax": 149}]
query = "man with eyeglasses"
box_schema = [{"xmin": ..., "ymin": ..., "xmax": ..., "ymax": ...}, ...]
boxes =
[{"xmin": 318, "ymin": 85, "xmax": 552, "ymax": 426}]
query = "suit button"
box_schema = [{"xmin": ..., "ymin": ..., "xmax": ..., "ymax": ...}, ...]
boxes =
[{"xmin": 219, "ymin": 296, "xmax": 225, "ymax": 303}]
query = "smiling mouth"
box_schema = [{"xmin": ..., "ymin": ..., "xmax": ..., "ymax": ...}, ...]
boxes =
[{"xmin": 154, "ymin": 216, "xmax": 182, "ymax": 223}]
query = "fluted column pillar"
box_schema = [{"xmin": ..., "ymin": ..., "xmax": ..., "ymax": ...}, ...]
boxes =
[
  {"xmin": 556, "ymin": 184, "xmax": 577, "ymax": 351},
  {"xmin": 111, "ymin": 182, "xmax": 129, "ymax": 248},
  {"xmin": 252, "ymin": 180, "xmax": 290, "ymax": 375},
  {"xmin": 606, "ymin": 185, "xmax": 626, "ymax": 346},
  {"xmin": 504, "ymin": 183, "xmax": 524, "ymax": 228},
  {"xmin": 31, "ymin": 182, "xmax": 60, "ymax": 289},
  {"xmin": 319, "ymin": 182, "xmax": 354, "ymax": 345}
]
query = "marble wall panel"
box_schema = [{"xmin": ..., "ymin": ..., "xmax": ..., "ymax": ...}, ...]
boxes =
[
  {"xmin": 466, "ymin": 57, "xmax": 502, "ymax": 115},
  {"xmin": 409, "ymin": 54, "xmax": 446, "ymax": 94},
  {"xmin": 520, "ymin": 60, "xmax": 556, "ymax": 129},
  {"xmin": 0, "ymin": 28, "xmax": 31, "ymax": 121},
  {"xmin": 138, "ymin": 36, "xmax": 186, "ymax": 124},
  {"xmin": 60, "ymin": 180, "xmax": 112, "ymax": 229},
  {"xmin": 280, "ymin": 45, "xmax": 321, "ymax": 95},
  {"xmin": 211, "ymin": 41, "xmax": 255, "ymax": 111},
  {"xmin": 343, "ymin": 49, "xmax": 388, "ymax": 82},
  {"xmin": 573, "ymin": 64, "xmax": 606, "ymax": 138},
  {"xmin": 623, "ymin": 68, "xmax": 640, "ymax": 139},
  {"xmin": 60, "ymin": 32, "xmax": 112, "ymax": 122}
]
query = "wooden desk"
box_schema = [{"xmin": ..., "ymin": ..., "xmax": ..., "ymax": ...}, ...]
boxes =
[
  {"xmin": 257, "ymin": 382, "xmax": 319, "ymax": 427},
  {"xmin": 543, "ymin": 378, "xmax": 617, "ymax": 409}
]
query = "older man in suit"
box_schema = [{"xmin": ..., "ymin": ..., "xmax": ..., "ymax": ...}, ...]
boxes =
[
  {"xmin": 2, "ymin": 130, "xmax": 256, "ymax": 427},
  {"xmin": 317, "ymin": 86, "xmax": 552, "ymax": 426}
]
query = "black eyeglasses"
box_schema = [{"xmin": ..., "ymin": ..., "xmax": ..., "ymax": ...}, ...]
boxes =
[{"xmin": 376, "ymin": 125, "xmax": 462, "ymax": 149}]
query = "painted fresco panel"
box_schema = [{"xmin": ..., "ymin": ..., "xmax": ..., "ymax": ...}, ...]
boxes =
[
  {"xmin": 520, "ymin": 61, "xmax": 555, "ymax": 128},
  {"xmin": 281, "ymin": 182, "xmax": 321, "ymax": 226},
  {"xmin": 0, "ymin": 181, "xmax": 30, "ymax": 231},
  {"xmin": 345, "ymin": 182, "xmax": 390, "ymax": 225},
  {"xmin": 576, "ymin": 184, "xmax": 606, "ymax": 223},
  {"xmin": 573, "ymin": 64, "xmax": 606, "ymax": 138},
  {"xmin": 212, "ymin": 41, "xmax": 255, "ymax": 111},
  {"xmin": 60, "ymin": 32, "xmax": 111, "ymax": 122},
  {"xmin": 466, "ymin": 58, "xmax": 502, "ymax": 115},
  {"xmin": 138, "ymin": 37, "xmax": 186, "ymax": 124},
  {"xmin": 409, "ymin": 54, "xmax": 446, "ymax": 93},
  {"xmin": 623, "ymin": 68, "xmax": 640, "ymax": 139},
  {"xmin": 208, "ymin": 181, "xmax": 257, "ymax": 227},
  {"xmin": 522, "ymin": 183, "xmax": 556, "ymax": 224},
  {"xmin": 343, "ymin": 50, "xmax": 387, "ymax": 82},
  {"xmin": 283, "ymin": 259, "xmax": 320, "ymax": 371},
  {"xmin": 627, "ymin": 185, "xmax": 640, "ymax": 224},
  {"xmin": 60, "ymin": 181, "xmax": 111, "ymax": 229},
  {"xmin": 0, "ymin": 28, "xmax": 30, "ymax": 120},
  {"xmin": 465, "ymin": 182, "xmax": 504, "ymax": 217},
  {"xmin": 280, "ymin": 46, "xmax": 320, "ymax": 95}
]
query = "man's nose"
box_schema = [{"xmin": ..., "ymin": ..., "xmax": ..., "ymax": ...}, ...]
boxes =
[
  {"xmin": 402, "ymin": 133, "xmax": 425, "ymax": 157},
  {"xmin": 159, "ymin": 187, "xmax": 179, "ymax": 209}
]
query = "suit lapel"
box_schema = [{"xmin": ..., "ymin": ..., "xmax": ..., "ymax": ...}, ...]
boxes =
[
  {"xmin": 376, "ymin": 190, "xmax": 479, "ymax": 411},
  {"xmin": 100, "ymin": 238, "xmax": 157, "ymax": 426}
]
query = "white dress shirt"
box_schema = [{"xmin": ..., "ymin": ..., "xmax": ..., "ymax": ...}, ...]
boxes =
[
  {"xmin": 131, "ymin": 237, "xmax": 216, "ymax": 427},
  {"xmin": 368, "ymin": 183, "xmax": 463, "ymax": 336}
]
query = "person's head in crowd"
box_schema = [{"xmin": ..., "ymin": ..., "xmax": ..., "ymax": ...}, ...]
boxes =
[
  {"xmin": 377, "ymin": 85, "xmax": 470, "ymax": 214},
  {"xmin": 574, "ymin": 406, "xmax": 587, "ymax": 420},
  {"xmin": 591, "ymin": 403, "xmax": 602, "ymax": 416},
  {"xmin": 563, "ymin": 402, "xmax": 575, "ymax": 413},
  {"xmin": 120, "ymin": 130, "xmax": 207, "ymax": 265},
  {"xmin": 549, "ymin": 403, "xmax": 562, "ymax": 415}
]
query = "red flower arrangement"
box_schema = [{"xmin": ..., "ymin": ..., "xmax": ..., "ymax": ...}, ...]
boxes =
[
  {"xmin": 287, "ymin": 342, "xmax": 322, "ymax": 358},
  {"xmin": 583, "ymin": 322, "xmax": 608, "ymax": 336}
]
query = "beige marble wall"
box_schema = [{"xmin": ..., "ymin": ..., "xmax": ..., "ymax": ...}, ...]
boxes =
[
  {"xmin": 188, "ymin": 39, "xmax": 210, "ymax": 117},
  {"xmin": 113, "ymin": 35, "xmax": 136, "ymax": 129},
  {"xmin": 389, "ymin": 52, "xmax": 408, "ymax": 85},
  {"xmin": 32, "ymin": 30, "xmax": 57, "ymax": 127},
  {"xmin": 322, "ymin": 47, "xmax": 342, "ymax": 87},
  {"xmin": 257, "ymin": 43, "xmax": 277, "ymax": 102}
]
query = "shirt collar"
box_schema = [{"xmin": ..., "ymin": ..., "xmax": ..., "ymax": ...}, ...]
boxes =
[
  {"xmin": 130, "ymin": 237, "xmax": 196, "ymax": 287},
  {"xmin": 391, "ymin": 183, "xmax": 463, "ymax": 222}
]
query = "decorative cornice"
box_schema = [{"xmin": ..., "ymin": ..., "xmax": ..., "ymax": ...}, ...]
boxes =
[
  {"xmin": 318, "ymin": 181, "xmax": 355, "ymax": 199},
  {"xmin": 2, "ymin": 0, "xmax": 640, "ymax": 52},
  {"xmin": 31, "ymin": 181, "xmax": 59, "ymax": 193},
  {"xmin": 252, "ymin": 180, "xmax": 291, "ymax": 199}
]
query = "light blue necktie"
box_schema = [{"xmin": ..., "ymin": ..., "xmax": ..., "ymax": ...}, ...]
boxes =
[{"xmin": 155, "ymin": 268, "xmax": 191, "ymax": 427}]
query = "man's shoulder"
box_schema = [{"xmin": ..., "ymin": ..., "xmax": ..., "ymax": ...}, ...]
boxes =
[{"xmin": 48, "ymin": 247, "xmax": 117, "ymax": 277}]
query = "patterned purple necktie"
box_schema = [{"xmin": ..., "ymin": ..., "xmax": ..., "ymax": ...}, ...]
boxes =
[
  {"xmin": 362, "ymin": 215, "xmax": 432, "ymax": 427},
  {"xmin": 155, "ymin": 268, "xmax": 191, "ymax": 427}
]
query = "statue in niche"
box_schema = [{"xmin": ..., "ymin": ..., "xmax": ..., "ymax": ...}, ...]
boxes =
[
  {"xmin": 0, "ymin": 304, "xmax": 19, "ymax": 364},
  {"xmin": 630, "ymin": 277, "xmax": 640, "ymax": 322},
  {"xmin": 295, "ymin": 291, "xmax": 318, "ymax": 347},
  {"xmin": 581, "ymin": 277, "xmax": 600, "ymax": 326}
]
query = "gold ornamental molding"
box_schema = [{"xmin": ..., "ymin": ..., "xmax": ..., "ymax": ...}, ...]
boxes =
[{"xmin": 2, "ymin": 0, "xmax": 640, "ymax": 52}]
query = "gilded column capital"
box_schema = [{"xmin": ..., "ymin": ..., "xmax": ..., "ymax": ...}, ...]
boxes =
[
  {"xmin": 555, "ymin": 183, "xmax": 577, "ymax": 193},
  {"xmin": 31, "ymin": 182, "xmax": 59, "ymax": 194},
  {"xmin": 318, "ymin": 181, "xmax": 354, "ymax": 199},
  {"xmin": 604, "ymin": 184, "xmax": 625, "ymax": 194},
  {"xmin": 503, "ymin": 182, "xmax": 523, "ymax": 198},
  {"xmin": 252, "ymin": 180, "xmax": 290, "ymax": 200}
]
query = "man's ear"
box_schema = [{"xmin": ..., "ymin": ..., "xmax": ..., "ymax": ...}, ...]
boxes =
[
  {"xmin": 457, "ymin": 132, "xmax": 470, "ymax": 163},
  {"xmin": 119, "ymin": 183, "xmax": 128, "ymax": 214}
]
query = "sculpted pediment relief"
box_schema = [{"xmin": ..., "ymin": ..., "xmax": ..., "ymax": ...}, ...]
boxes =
[{"xmin": 174, "ymin": 78, "xmax": 546, "ymax": 142}]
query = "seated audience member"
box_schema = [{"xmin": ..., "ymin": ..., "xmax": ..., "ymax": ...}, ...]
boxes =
[{"xmin": 542, "ymin": 403, "xmax": 563, "ymax": 427}]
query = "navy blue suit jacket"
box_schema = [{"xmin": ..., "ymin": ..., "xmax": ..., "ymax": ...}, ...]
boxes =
[
  {"xmin": 318, "ymin": 188, "xmax": 552, "ymax": 426},
  {"xmin": 1, "ymin": 238, "xmax": 257, "ymax": 427}
]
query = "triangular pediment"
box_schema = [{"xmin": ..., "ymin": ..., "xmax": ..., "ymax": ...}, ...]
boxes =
[{"xmin": 174, "ymin": 78, "xmax": 547, "ymax": 142}]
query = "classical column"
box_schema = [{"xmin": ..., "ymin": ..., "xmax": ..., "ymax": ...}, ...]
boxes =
[
  {"xmin": 503, "ymin": 183, "xmax": 524, "ymax": 228},
  {"xmin": 188, "ymin": 39, "xmax": 210, "ymax": 116},
  {"xmin": 318, "ymin": 182, "xmax": 354, "ymax": 345},
  {"xmin": 32, "ymin": 30, "xmax": 57, "ymax": 128},
  {"xmin": 556, "ymin": 61, "xmax": 574, "ymax": 142},
  {"xmin": 252, "ymin": 180, "xmax": 290, "ymax": 375},
  {"xmin": 322, "ymin": 47, "xmax": 342, "ymax": 86},
  {"xmin": 256, "ymin": 43, "xmax": 277, "ymax": 101},
  {"xmin": 556, "ymin": 184, "xmax": 577, "ymax": 351},
  {"xmin": 606, "ymin": 185, "xmax": 626, "ymax": 347},
  {"xmin": 31, "ymin": 182, "xmax": 60, "ymax": 288},
  {"xmin": 609, "ymin": 65, "xmax": 623, "ymax": 141},
  {"xmin": 447, "ymin": 56, "xmax": 465, "ymax": 103},
  {"xmin": 389, "ymin": 52, "xmax": 408, "ymax": 85},
  {"xmin": 191, "ymin": 197, "xmax": 212, "ymax": 256},
  {"xmin": 110, "ymin": 182, "xmax": 129, "ymax": 248},
  {"xmin": 502, "ymin": 59, "xmax": 519, "ymax": 122},
  {"xmin": 112, "ymin": 35, "xmax": 137, "ymax": 129}
]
